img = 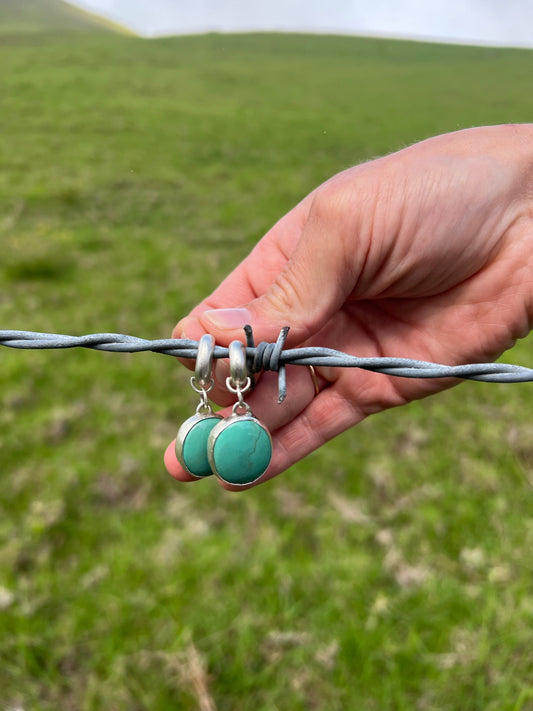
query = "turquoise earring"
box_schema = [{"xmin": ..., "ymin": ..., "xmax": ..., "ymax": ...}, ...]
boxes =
[
  {"xmin": 208, "ymin": 340, "xmax": 272, "ymax": 486},
  {"xmin": 175, "ymin": 334, "xmax": 222, "ymax": 478}
]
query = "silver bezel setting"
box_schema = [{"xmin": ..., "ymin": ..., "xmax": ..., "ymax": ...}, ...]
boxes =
[
  {"xmin": 207, "ymin": 413, "xmax": 273, "ymax": 486},
  {"xmin": 176, "ymin": 412, "xmax": 222, "ymax": 478}
]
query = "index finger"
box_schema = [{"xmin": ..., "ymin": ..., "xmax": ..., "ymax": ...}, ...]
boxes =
[
  {"xmin": 173, "ymin": 195, "xmax": 312, "ymax": 343},
  {"xmin": 172, "ymin": 196, "xmax": 313, "ymax": 404}
]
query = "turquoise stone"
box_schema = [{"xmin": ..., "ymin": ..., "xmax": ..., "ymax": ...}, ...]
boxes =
[
  {"xmin": 181, "ymin": 416, "xmax": 220, "ymax": 477},
  {"xmin": 211, "ymin": 418, "xmax": 272, "ymax": 485}
]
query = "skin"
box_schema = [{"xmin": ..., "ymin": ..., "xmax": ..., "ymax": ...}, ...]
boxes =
[{"xmin": 165, "ymin": 124, "xmax": 533, "ymax": 490}]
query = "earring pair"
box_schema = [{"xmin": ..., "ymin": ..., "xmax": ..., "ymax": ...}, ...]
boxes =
[{"xmin": 175, "ymin": 335, "xmax": 272, "ymax": 486}]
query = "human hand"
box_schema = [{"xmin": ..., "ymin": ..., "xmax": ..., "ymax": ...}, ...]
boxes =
[{"xmin": 165, "ymin": 124, "xmax": 533, "ymax": 489}]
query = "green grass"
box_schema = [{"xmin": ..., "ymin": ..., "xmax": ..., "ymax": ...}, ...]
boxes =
[{"xmin": 1, "ymin": 25, "xmax": 533, "ymax": 711}]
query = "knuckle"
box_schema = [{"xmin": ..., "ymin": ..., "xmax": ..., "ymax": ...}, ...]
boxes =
[
  {"xmin": 311, "ymin": 175, "xmax": 351, "ymax": 223},
  {"xmin": 265, "ymin": 266, "xmax": 306, "ymax": 315}
]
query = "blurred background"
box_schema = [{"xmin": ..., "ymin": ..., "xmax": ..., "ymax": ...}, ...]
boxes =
[
  {"xmin": 1, "ymin": 1, "xmax": 533, "ymax": 709},
  {"xmin": 69, "ymin": 0, "xmax": 533, "ymax": 46}
]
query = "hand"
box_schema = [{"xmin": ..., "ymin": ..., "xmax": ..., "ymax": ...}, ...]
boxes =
[{"xmin": 165, "ymin": 124, "xmax": 533, "ymax": 489}]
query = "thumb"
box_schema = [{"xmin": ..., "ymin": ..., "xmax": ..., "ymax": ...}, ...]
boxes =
[{"xmin": 199, "ymin": 187, "xmax": 358, "ymax": 346}]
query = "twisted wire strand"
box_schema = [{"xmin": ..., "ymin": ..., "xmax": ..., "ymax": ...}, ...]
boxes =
[{"xmin": 1, "ymin": 328, "xmax": 533, "ymax": 402}]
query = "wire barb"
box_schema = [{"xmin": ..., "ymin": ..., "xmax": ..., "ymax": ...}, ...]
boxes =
[{"xmin": 1, "ymin": 327, "xmax": 533, "ymax": 403}]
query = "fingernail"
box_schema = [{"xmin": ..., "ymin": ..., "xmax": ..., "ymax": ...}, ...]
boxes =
[{"xmin": 202, "ymin": 308, "xmax": 252, "ymax": 331}]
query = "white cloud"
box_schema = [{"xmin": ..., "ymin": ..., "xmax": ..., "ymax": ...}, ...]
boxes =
[{"xmin": 68, "ymin": 0, "xmax": 533, "ymax": 47}]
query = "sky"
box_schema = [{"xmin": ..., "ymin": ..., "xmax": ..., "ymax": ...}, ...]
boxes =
[{"xmin": 68, "ymin": 0, "xmax": 533, "ymax": 47}]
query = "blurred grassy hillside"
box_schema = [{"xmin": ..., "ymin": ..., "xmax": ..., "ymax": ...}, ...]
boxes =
[
  {"xmin": 0, "ymin": 0, "xmax": 133, "ymax": 34},
  {"xmin": 1, "ymin": 17, "xmax": 533, "ymax": 711}
]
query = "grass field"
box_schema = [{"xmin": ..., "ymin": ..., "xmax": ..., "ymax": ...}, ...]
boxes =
[{"xmin": 1, "ymin": 11, "xmax": 533, "ymax": 710}]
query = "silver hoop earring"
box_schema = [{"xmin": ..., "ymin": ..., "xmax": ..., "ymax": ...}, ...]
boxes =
[
  {"xmin": 207, "ymin": 340, "xmax": 272, "ymax": 486},
  {"xmin": 175, "ymin": 334, "xmax": 222, "ymax": 478}
]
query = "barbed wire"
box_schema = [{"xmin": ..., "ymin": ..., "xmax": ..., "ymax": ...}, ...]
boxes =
[{"xmin": 1, "ymin": 327, "xmax": 532, "ymax": 402}]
